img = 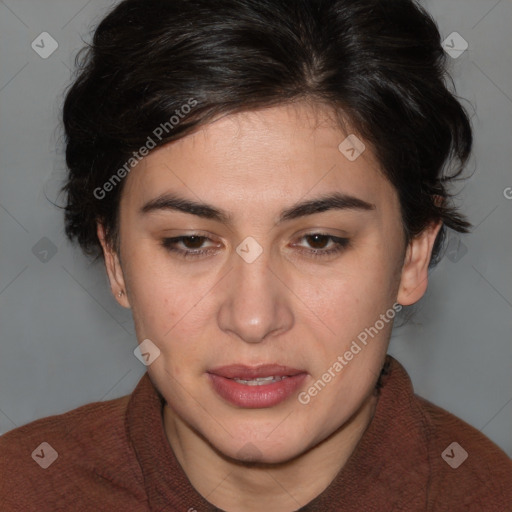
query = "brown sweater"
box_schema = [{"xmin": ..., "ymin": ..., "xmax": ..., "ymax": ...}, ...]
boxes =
[{"xmin": 0, "ymin": 355, "xmax": 511, "ymax": 511}]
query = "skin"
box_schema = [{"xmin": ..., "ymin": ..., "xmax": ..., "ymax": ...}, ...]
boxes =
[{"xmin": 98, "ymin": 101, "xmax": 441, "ymax": 512}]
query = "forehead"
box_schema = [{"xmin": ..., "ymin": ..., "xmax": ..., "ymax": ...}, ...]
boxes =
[{"xmin": 121, "ymin": 102, "xmax": 398, "ymax": 217}]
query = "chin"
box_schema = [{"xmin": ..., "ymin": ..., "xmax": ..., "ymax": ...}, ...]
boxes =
[{"xmin": 214, "ymin": 434, "xmax": 309, "ymax": 466}]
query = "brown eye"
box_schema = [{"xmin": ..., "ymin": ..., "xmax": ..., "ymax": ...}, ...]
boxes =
[
  {"xmin": 180, "ymin": 236, "xmax": 207, "ymax": 249},
  {"xmin": 161, "ymin": 235, "xmax": 220, "ymax": 259},
  {"xmin": 304, "ymin": 234, "xmax": 331, "ymax": 249},
  {"xmin": 293, "ymin": 233, "xmax": 350, "ymax": 259}
]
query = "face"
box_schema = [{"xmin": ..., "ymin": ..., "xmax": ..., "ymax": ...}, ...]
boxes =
[{"xmin": 99, "ymin": 102, "xmax": 440, "ymax": 464}]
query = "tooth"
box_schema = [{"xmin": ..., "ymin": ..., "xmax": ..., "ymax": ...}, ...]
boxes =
[{"xmin": 232, "ymin": 375, "xmax": 289, "ymax": 386}]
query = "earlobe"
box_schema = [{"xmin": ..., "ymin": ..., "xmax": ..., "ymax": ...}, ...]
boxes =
[
  {"xmin": 396, "ymin": 220, "xmax": 443, "ymax": 306},
  {"xmin": 96, "ymin": 223, "xmax": 131, "ymax": 309}
]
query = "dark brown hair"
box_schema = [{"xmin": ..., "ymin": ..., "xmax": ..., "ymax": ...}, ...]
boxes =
[{"xmin": 62, "ymin": 0, "xmax": 473, "ymax": 266}]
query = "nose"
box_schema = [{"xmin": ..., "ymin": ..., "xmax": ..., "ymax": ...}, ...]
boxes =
[{"xmin": 217, "ymin": 246, "xmax": 294, "ymax": 344}]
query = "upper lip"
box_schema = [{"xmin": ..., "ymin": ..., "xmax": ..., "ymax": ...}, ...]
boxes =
[{"xmin": 208, "ymin": 364, "xmax": 306, "ymax": 380}]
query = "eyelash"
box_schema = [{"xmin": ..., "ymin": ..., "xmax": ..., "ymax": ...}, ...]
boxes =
[{"xmin": 161, "ymin": 233, "xmax": 350, "ymax": 260}]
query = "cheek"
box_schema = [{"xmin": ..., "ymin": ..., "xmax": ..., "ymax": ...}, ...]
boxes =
[
  {"xmin": 302, "ymin": 251, "xmax": 398, "ymax": 325},
  {"xmin": 125, "ymin": 264, "xmax": 211, "ymax": 366},
  {"xmin": 121, "ymin": 249, "xmax": 177, "ymax": 336},
  {"xmin": 297, "ymin": 251, "xmax": 400, "ymax": 380}
]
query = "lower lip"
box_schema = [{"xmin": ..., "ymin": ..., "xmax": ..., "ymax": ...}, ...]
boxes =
[{"xmin": 207, "ymin": 373, "xmax": 307, "ymax": 408}]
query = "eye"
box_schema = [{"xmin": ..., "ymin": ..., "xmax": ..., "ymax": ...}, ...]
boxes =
[
  {"xmin": 293, "ymin": 233, "xmax": 350, "ymax": 258},
  {"xmin": 161, "ymin": 235, "xmax": 220, "ymax": 259}
]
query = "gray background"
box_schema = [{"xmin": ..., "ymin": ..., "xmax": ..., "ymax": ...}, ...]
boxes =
[{"xmin": 0, "ymin": 0, "xmax": 511, "ymax": 457}]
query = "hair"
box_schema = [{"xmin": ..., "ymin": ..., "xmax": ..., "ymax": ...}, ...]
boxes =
[{"xmin": 62, "ymin": 0, "xmax": 473, "ymax": 267}]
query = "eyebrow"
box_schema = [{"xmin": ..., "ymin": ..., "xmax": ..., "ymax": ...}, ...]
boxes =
[{"xmin": 140, "ymin": 191, "xmax": 376, "ymax": 224}]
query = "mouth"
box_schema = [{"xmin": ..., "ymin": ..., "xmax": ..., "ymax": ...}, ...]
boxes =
[{"xmin": 207, "ymin": 364, "xmax": 308, "ymax": 408}]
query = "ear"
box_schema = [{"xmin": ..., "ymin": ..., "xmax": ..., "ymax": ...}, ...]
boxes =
[
  {"xmin": 397, "ymin": 219, "xmax": 443, "ymax": 306},
  {"xmin": 97, "ymin": 223, "xmax": 131, "ymax": 309}
]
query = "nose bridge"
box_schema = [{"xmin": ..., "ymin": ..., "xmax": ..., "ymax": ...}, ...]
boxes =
[
  {"xmin": 234, "ymin": 246, "xmax": 273, "ymax": 297},
  {"xmin": 217, "ymin": 242, "xmax": 293, "ymax": 343}
]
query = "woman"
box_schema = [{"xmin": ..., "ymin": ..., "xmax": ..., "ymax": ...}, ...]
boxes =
[{"xmin": 1, "ymin": 0, "xmax": 511, "ymax": 510}]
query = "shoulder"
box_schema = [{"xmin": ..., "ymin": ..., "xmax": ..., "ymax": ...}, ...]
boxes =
[
  {"xmin": 375, "ymin": 356, "xmax": 512, "ymax": 511},
  {"xmin": 0, "ymin": 392, "xmax": 132, "ymax": 462},
  {"xmin": 0, "ymin": 393, "xmax": 146, "ymax": 510},
  {"xmin": 413, "ymin": 393, "xmax": 512, "ymax": 510}
]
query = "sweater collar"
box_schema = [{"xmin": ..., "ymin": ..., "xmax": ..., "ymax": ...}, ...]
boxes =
[{"xmin": 126, "ymin": 355, "xmax": 430, "ymax": 511}]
